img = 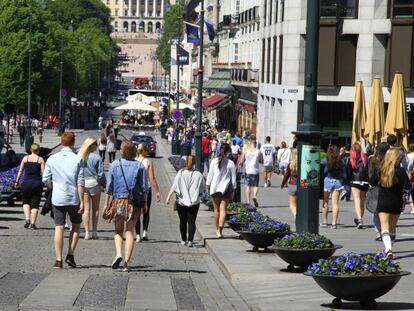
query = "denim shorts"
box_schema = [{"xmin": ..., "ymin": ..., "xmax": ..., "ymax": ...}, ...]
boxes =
[
  {"xmin": 324, "ymin": 177, "xmax": 343, "ymax": 192},
  {"xmin": 245, "ymin": 174, "xmax": 259, "ymax": 187}
]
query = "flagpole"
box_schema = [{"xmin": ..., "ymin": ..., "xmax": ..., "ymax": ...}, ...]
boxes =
[{"xmin": 195, "ymin": 0, "xmax": 204, "ymax": 173}]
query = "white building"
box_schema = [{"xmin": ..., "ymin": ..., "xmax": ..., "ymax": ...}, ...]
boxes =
[{"xmin": 258, "ymin": 0, "xmax": 414, "ymax": 147}]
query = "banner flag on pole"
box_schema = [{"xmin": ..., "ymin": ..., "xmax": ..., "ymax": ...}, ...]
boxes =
[
  {"xmin": 185, "ymin": 0, "xmax": 201, "ymax": 21},
  {"xmin": 205, "ymin": 20, "xmax": 216, "ymax": 42},
  {"xmin": 184, "ymin": 21, "xmax": 200, "ymax": 45}
]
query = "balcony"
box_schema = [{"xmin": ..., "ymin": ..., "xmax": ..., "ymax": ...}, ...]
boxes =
[
  {"xmin": 238, "ymin": 6, "xmax": 260, "ymax": 25},
  {"xmin": 218, "ymin": 14, "xmax": 239, "ymax": 32},
  {"xmin": 231, "ymin": 68, "xmax": 259, "ymax": 88}
]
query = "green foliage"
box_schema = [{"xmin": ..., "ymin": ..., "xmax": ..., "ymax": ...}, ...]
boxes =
[
  {"xmin": 156, "ymin": 4, "xmax": 184, "ymax": 72},
  {"xmin": 308, "ymin": 252, "xmax": 402, "ymax": 276},
  {"xmin": 0, "ymin": 0, "xmax": 117, "ymax": 112},
  {"xmin": 274, "ymin": 232, "xmax": 334, "ymax": 249},
  {"xmin": 227, "ymin": 202, "xmax": 256, "ymax": 213}
]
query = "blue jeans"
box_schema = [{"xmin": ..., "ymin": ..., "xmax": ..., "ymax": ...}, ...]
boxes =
[{"xmin": 202, "ymin": 154, "xmax": 210, "ymax": 172}]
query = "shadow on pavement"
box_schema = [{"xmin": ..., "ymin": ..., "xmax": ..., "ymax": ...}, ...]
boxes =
[
  {"xmin": 321, "ymin": 302, "xmax": 414, "ymax": 310},
  {"xmin": 135, "ymin": 268, "xmax": 207, "ymax": 274},
  {"xmin": 145, "ymin": 240, "xmax": 181, "ymax": 244},
  {"xmin": 0, "ymin": 226, "xmax": 9, "ymax": 230},
  {"xmin": 0, "ymin": 217, "xmax": 22, "ymax": 221},
  {"xmin": 0, "ymin": 210, "xmax": 23, "ymax": 214},
  {"xmin": 279, "ymin": 266, "xmax": 307, "ymax": 273}
]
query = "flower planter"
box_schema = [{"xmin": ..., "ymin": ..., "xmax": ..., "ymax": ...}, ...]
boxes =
[
  {"xmin": 225, "ymin": 212, "xmax": 241, "ymax": 221},
  {"xmin": 238, "ymin": 231, "xmax": 290, "ymax": 252},
  {"xmin": 273, "ymin": 245, "xmax": 342, "ymax": 271},
  {"xmin": 227, "ymin": 221, "xmax": 246, "ymax": 232},
  {"xmin": 304, "ymin": 271, "xmax": 411, "ymax": 309}
]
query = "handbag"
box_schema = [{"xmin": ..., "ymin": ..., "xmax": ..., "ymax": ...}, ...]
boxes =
[
  {"xmin": 102, "ymin": 201, "xmax": 115, "ymax": 223},
  {"xmin": 119, "ymin": 160, "xmax": 145, "ymax": 208},
  {"xmin": 366, "ymin": 186, "xmax": 379, "ymax": 213}
]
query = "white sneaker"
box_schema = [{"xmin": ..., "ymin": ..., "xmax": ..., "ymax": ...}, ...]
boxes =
[
  {"xmin": 92, "ymin": 231, "xmax": 98, "ymax": 240},
  {"xmin": 187, "ymin": 241, "xmax": 193, "ymax": 247},
  {"xmin": 216, "ymin": 231, "xmax": 222, "ymax": 238},
  {"xmin": 142, "ymin": 230, "xmax": 148, "ymax": 241},
  {"xmin": 180, "ymin": 241, "xmax": 187, "ymax": 246},
  {"xmin": 136, "ymin": 235, "xmax": 141, "ymax": 242},
  {"xmin": 84, "ymin": 233, "xmax": 90, "ymax": 240},
  {"xmin": 264, "ymin": 183, "xmax": 268, "ymax": 188}
]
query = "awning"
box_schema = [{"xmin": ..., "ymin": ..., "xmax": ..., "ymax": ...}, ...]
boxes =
[
  {"xmin": 203, "ymin": 95, "xmax": 224, "ymax": 109},
  {"xmin": 244, "ymin": 104, "xmax": 256, "ymax": 114},
  {"xmin": 204, "ymin": 71, "xmax": 234, "ymax": 91}
]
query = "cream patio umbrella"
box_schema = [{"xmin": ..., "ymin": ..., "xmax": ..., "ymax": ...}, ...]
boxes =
[
  {"xmin": 351, "ymin": 81, "xmax": 366, "ymax": 145},
  {"xmin": 114, "ymin": 101, "xmax": 157, "ymax": 112},
  {"xmin": 384, "ymin": 73, "xmax": 409, "ymax": 151},
  {"xmin": 364, "ymin": 78, "xmax": 385, "ymax": 147}
]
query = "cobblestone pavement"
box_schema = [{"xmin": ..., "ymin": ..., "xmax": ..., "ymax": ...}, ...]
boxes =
[{"xmin": 0, "ymin": 129, "xmax": 249, "ymax": 311}]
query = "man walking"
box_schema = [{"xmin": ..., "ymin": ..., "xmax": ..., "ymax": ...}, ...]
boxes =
[
  {"xmin": 201, "ymin": 132, "xmax": 211, "ymax": 173},
  {"xmin": 260, "ymin": 136, "xmax": 276, "ymax": 187},
  {"xmin": 43, "ymin": 132, "xmax": 85, "ymax": 268}
]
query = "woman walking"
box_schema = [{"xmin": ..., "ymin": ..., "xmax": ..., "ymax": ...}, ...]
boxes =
[
  {"xmin": 107, "ymin": 134, "xmax": 117, "ymax": 163},
  {"xmin": 321, "ymin": 145, "xmax": 343, "ymax": 229},
  {"xmin": 135, "ymin": 144, "xmax": 161, "ymax": 242},
  {"xmin": 78, "ymin": 138, "xmax": 105, "ymax": 240},
  {"xmin": 370, "ymin": 148, "xmax": 411, "ymax": 257},
  {"xmin": 104, "ymin": 141, "xmax": 149, "ymax": 272},
  {"xmin": 277, "ymin": 141, "xmax": 291, "ymax": 181},
  {"xmin": 281, "ymin": 149, "xmax": 298, "ymax": 219},
  {"xmin": 14, "ymin": 143, "xmax": 45, "ymax": 229},
  {"xmin": 206, "ymin": 143, "xmax": 237, "ymax": 238},
  {"xmin": 98, "ymin": 133, "xmax": 107, "ymax": 163},
  {"xmin": 348, "ymin": 143, "xmax": 369, "ymax": 229},
  {"xmin": 165, "ymin": 156, "xmax": 205, "ymax": 246},
  {"xmin": 240, "ymin": 134, "xmax": 263, "ymax": 207}
]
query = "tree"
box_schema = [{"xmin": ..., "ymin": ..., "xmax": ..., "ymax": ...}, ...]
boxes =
[{"xmin": 156, "ymin": 4, "xmax": 184, "ymax": 72}]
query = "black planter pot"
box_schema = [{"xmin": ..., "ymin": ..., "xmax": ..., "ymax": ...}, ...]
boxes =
[
  {"xmin": 227, "ymin": 221, "xmax": 246, "ymax": 232},
  {"xmin": 304, "ymin": 271, "xmax": 411, "ymax": 309},
  {"xmin": 238, "ymin": 231, "xmax": 290, "ymax": 251},
  {"xmin": 273, "ymin": 245, "xmax": 342, "ymax": 270}
]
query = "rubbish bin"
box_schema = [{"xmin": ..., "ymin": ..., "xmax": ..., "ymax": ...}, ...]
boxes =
[
  {"xmin": 180, "ymin": 143, "xmax": 192, "ymax": 156},
  {"xmin": 171, "ymin": 139, "xmax": 181, "ymax": 155}
]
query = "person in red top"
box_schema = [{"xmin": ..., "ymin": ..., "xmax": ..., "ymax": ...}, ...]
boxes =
[{"xmin": 201, "ymin": 133, "xmax": 211, "ymax": 173}]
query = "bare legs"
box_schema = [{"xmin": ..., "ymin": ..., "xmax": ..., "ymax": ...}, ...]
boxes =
[
  {"xmin": 54, "ymin": 223, "xmax": 80, "ymax": 260},
  {"xmin": 82, "ymin": 193, "xmax": 100, "ymax": 237},
  {"xmin": 114, "ymin": 214, "xmax": 140, "ymax": 269},
  {"xmin": 245, "ymin": 186, "xmax": 259, "ymax": 206},
  {"xmin": 212, "ymin": 197, "xmax": 229, "ymax": 237},
  {"xmin": 351, "ymin": 187, "xmax": 367, "ymax": 222},
  {"xmin": 23, "ymin": 205, "xmax": 39, "ymax": 226},
  {"xmin": 288, "ymin": 195, "xmax": 297, "ymax": 218},
  {"xmin": 322, "ymin": 191, "xmax": 340, "ymax": 226}
]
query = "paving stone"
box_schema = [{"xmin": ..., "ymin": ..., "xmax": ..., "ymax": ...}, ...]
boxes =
[
  {"xmin": 171, "ymin": 278, "xmax": 204, "ymax": 311},
  {"xmin": 74, "ymin": 275, "xmax": 129, "ymax": 309},
  {"xmin": 0, "ymin": 273, "xmax": 47, "ymax": 306}
]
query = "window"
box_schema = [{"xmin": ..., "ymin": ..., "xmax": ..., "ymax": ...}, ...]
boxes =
[
  {"xmin": 236, "ymin": 0, "xmax": 240, "ymax": 15},
  {"xmin": 115, "ymin": 0, "xmax": 118, "ymax": 4},
  {"xmin": 264, "ymin": 0, "xmax": 267, "ymax": 26},
  {"xmin": 115, "ymin": 9, "xmax": 118, "ymax": 16},
  {"xmin": 320, "ymin": 0, "xmax": 358, "ymax": 19},
  {"xmin": 278, "ymin": 36, "xmax": 283, "ymax": 84},
  {"xmin": 234, "ymin": 43, "xmax": 239, "ymax": 62},
  {"xmin": 106, "ymin": 0, "xmax": 110, "ymax": 4},
  {"xmin": 269, "ymin": 0, "xmax": 273, "ymax": 25},
  {"xmin": 392, "ymin": 0, "xmax": 414, "ymax": 18},
  {"xmin": 125, "ymin": 10, "xmax": 128, "ymax": 16},
  {"xmin": 317, "ymin": 26, "xmax": 358, "ymax": 86},
  {"xmin": 157, "ymin": 11, "xmax": 161, "ymax": 16},
  {"xmin": 281, "ymin": 0, "xmax": 285, "ymax": 22},
  {"xmin": 275, "ymin": 0, "xmax": 279, "ymax": 24},
  {"xmin": 272, "ymin": 36, "xmax": 277, "ymax": 84},
  {"xmin": 267, "ymin": 38, "xmax": 271, "ymax": 83},
  {"xmin": 261, "ymin": 39, "xmax": 266, "ymax": 82}
]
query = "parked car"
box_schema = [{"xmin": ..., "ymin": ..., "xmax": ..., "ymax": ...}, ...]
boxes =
[{"xmin": 131, "ymin": 134, "xmax": 157, "ymax": 157}]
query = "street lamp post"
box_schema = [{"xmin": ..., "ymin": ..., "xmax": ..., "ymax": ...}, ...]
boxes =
[
  {"xmin": 25, "ymin": 12, "xmax": 34, "ymax": 152},
  {"xmin": 58, "ymin": 37, "xmax": 64, "ymax": 136},
  {"xmin": 293, "ymin": 0, "xmax": 322, "ymax": 234},
  {"xmin": 195, "ymin": 0, "xmax": 205, "ymax": 173}
]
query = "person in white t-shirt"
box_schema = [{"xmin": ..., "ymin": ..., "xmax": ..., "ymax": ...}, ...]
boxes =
[
  {"xmin": 260, "ymin": 136, "xmax": 276, "ymax": 188},
  {"xmin": 277, "ymin": 141, "xmax": 291, "ymax": 181}
]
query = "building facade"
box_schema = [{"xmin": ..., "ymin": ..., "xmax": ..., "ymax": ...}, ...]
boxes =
[
  {"xmin": 103, "ymin": 0, "xmax": 167, "ymax": 33},
  {"xmin": 258, "ymin": 0, "xmax": 414, "ymax": 147}
]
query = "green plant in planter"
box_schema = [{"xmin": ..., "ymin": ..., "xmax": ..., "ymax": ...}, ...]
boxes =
[
  {"xmin": 227, "ymin": 202, "xmax": 256, "ymax": 213},
  {"xmin": 229, "ymin": 211, "xmax": 270, "ymax": 223},
  {"xmin": 242, "ymin": 219, "xmax": 291, "ymax": 233},
  {"xmin": 274, "ymin": 232, "xmax": 333, "ymax": 249},
  {"xmin": 308, "ymin": 252, "xmax": 401, "ymax": 276}
]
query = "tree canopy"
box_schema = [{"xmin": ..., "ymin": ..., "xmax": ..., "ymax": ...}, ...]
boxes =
[
  {"xmin": 156, "ymin": 3, "xmax": 184, "ymax": 72},
  {"xmin": 0, "ymin": 0, "xmax": 117, "ymax": 112}
]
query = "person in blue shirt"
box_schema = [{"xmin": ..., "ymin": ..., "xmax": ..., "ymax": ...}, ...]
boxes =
[
  {"xmin": 103, "ymin": 141, "xmax": 149, "ymax": 272},
  {"xmin": 42, "ymin": 132, "xmax": 85, "ymax": 269}
]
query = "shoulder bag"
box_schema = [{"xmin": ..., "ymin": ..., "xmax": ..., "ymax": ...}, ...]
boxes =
[
  {"xmin": 119, "ymin": 159, "xmax": 145, "ymax": 208},
  {"xmin": 366, "ymin": 186, "xmax": 379, "ymax": 213}
]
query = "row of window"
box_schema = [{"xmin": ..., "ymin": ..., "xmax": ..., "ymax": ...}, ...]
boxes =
[
  {"xmin": 106, "ymin": 0, "xmax": 162, "ymax": 5},
  {"xmin": 114, "ymin": 21, "xmax": 161, "ymax": 33},
  {"xmin": 114, "ymin": 10, "xmax": 161, "ymax": 17},
  {"xmin": 261, "ymin": 36, "xmax": 283, "ymax": 85}
]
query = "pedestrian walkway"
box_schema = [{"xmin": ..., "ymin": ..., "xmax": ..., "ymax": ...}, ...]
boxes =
[
  {"xmin": 156, "ymin": 134, "xmax": 414, "ymax": 311},
  {"xmin": 0, "ymin": 129, "xmax": 249, "ymax": 311}
]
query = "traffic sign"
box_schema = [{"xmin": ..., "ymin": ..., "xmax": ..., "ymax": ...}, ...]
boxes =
[
  {"xmin": 60, "ymin": 89, "xmax": 68, "ymax": 97},
  {"xmin": 173, "ymin": 110, "xmax": 181, "ymax": 120}
]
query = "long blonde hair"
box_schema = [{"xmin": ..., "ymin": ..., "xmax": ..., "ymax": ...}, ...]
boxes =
[
  {"xmin": 136, "ymin": 143, "xmax": 147, "ymax": 159},
  {"xmin": 379, "ymin": 148, "xmax": 401, "ymax": 188},
  {"xmin": 289, "ymin": 149, "xmax": 298, "ymax": 176},
  {"xmin": 78, "ymin": 137, "xmax": 97, "ymax": 163}
]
